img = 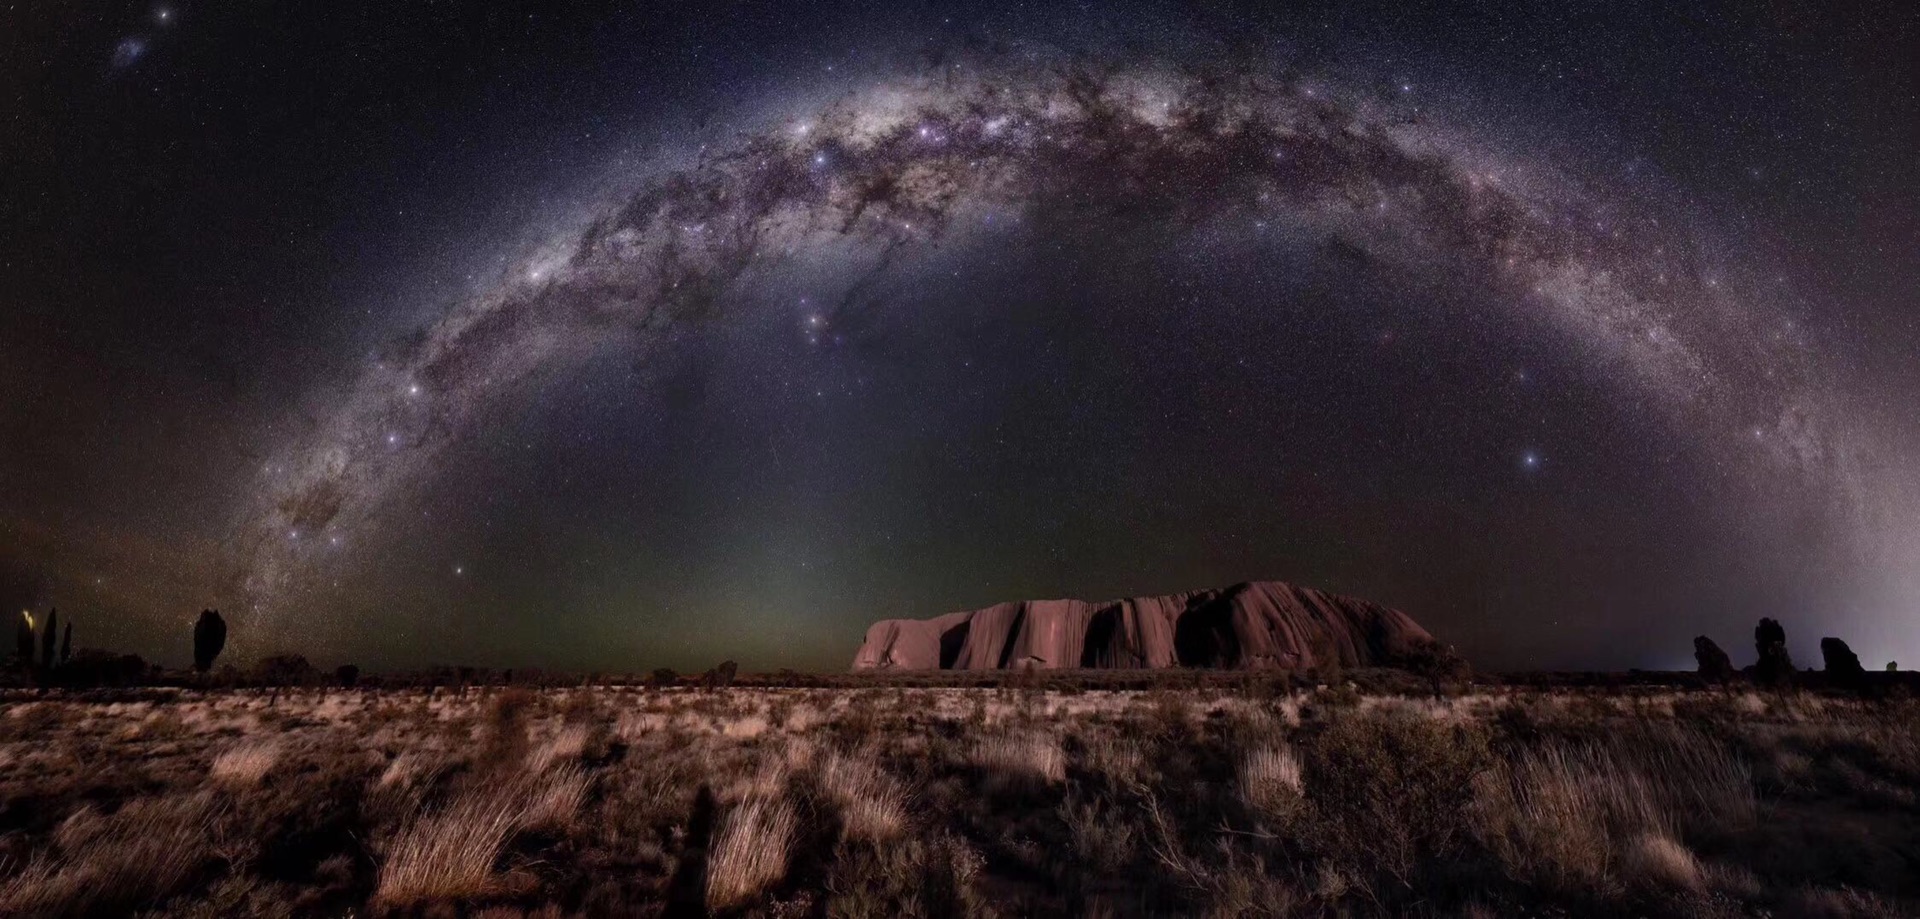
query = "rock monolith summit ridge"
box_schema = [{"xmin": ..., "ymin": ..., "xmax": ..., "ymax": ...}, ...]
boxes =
[{"xmin": 852, "ymin": 580, "xmax": 1436, "ymax": 671}]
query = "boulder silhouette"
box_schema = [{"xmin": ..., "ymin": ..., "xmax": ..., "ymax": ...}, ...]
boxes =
[
  {"xmin": 1820, "ymin": 638, "xmax": 1865, "ymax": 679},
  {"xmin": 193, "ymin": 609, "xmax": 227, "ymax": 672},
  {"xmin": 1694, "ymin": 636, "xmax": 1734, "ymax": 682},
  {"xmin": 1753, "ymin": 617, "xmax": 1794, "ymax": 687},
  {"xmin": 14, "ymin": 611, "xmax": 34, "ymax": 665},
  {"xmin": 853, "ymin": 580, "xmax": 1434, "ymax": 672},
  {"xmin": 39, "ymin": 608, "xmax": 57, "ymax": 667}
]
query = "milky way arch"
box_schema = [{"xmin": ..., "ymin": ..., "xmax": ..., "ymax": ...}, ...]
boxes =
[{"xmin": 241, "ymin": 57, "xmax": 1838, "ymax": 632}]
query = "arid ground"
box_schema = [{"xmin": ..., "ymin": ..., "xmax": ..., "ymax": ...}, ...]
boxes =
[{"xmin": 1, "ymin": 680, "xmax": 1917, "ymax": 917}]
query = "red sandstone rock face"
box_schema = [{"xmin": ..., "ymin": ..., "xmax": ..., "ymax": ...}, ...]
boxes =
[{"xmin": 851, "ymin": 580, "xmax": 1435, "ymax": 671}]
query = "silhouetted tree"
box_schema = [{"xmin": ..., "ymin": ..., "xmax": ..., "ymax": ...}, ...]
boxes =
[
  {"xmin": 1400, "ymin": 638, "xmax": 1472, "ymax": 688},
  {"xmin": 39, "ymin": 608, "xmax": 58, "ymax": 667},
  {"xmin": 649, "ymin": 667, "xmax": 679, "ymax": 688},
  {"xmin": 14, "ymin": 610, "xmax": 33, "ymax": 666},
  {"xmin": 1753, "ymin": 617, "xmax": 1794, "ymax": 687},
  {"xmin": 1693, "ymin": 636, "xmax": 1734, "ymax": 682},
  {"xmin": 193, "ymin": 609, "xmax": 227, "ymax": 672},
  {"xmin": 257, "ymin": 653, "xmax": 317, "ymax": 686},
  {"xmin": 59, "ymin": 622, "xmax": 70, "ymax": 663},
  {"xmin": 335, "ymin": 664, "xmax": 360, "ymax": 688},
  {"xmin": 1821, "ymin": 637, "xmax": 1865, "ymax": 682},
  {"xmin": 703, "ymin": 660, "xmax": 739, "ymax": 689}
]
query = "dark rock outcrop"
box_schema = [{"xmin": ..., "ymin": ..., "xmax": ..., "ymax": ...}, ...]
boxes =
[
  {"xmin": 193, "ymin": 609, "xmax": 227, "ymax": 673},
  {"xmin": 1754, "ymin": 617, "xmax": 1794, "ymax": 686},
  {"xmin": 39, "ymin": 608, "xmax": 57, "ymax": 667},
  {"xmin": 1694, "ymin": 636, "xmax": 1734, "ymax": 682},
  {"xmin": 14, "ymin": 611, "xmax": 33, "ymax": 666},
  {"xmin": 852, "ymin": 580, "xmax": 1436, "ymax": 672},
  {"xmin": 1820, "ymin": 638, "xmax": 1865, "ymax": 679}
]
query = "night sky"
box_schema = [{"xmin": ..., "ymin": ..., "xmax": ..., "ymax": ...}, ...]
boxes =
[{"xmin": 3, "ymin": 1, "xmax": 1915, "ymax": 673}]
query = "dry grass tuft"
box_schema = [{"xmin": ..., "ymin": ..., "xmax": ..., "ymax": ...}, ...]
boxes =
[
  {"xmin": 1472, "ymin": 743, "xmax": 1665, "ymax": 890},
  {"xmin": 705, "ymin": 794, "xmax": 799, "ymax": 909},
  {"xmin": 376, "ymin": 791, "xmax": 526, "ymax": 906},
  {"xmin": 971, "ymin": 731, "xmax": 1065, "ymax": 788},
  {"xmin": 818, "ymin": 750, "xmax": 908, "ymax": 841},
  {"xmin": 0, "ymin": 793, "xmax": 218, "ymax": 916},
  {"xmin": 1620, "ymin": 832, "xmax": 1703, "ymax": 891},
  {"xmin": 209, "ymin": 739, "xmax": 281, "ymax": 787},
  {"xmin": 375, "ymin": 768, "xmax": 588, "ymax": 906},
  {"xmin": 521, "ymin": 766, "xmax": 590, "ymax": 832},
  {"xmin": 526, "ymin": 723, "xmax": 589, "ymax": 772},
  {"xmin": 1238, "ymin": 743, "xmax": 1305, "ymax": 818}
]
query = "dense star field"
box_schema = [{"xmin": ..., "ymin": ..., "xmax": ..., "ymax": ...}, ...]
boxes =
[{"xmin": 2, "ymin": 1, "xmax": 1915, "ymax": 672}]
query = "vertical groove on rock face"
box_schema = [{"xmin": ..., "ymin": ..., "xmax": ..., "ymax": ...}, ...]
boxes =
[{"xmin": 852, "ymin": 579, "xmax": 1436, "ymax": 671}]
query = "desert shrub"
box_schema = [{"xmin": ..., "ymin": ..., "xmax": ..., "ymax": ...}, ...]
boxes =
[
  {"xmin": 476, "ymin": 688, "xmax": 537, "ymax": 771},
  {"xmin": 1058, "ymin": 794, "xmax": 1138, "ymax": 874},
  {"xmin": 819, "ymin": 830, "xmax": 986, "ymax": 918},
  {"xmin": 255, "ymin": 654, "xmax": 318, "ymax": 687},
  {"xmin": 1081, "ymin": 733, "xmax": 1148, "ymax": 788},
  {"xmin": 1300, "ymin": 709, "xmax": 1492, "ymax": 893}
]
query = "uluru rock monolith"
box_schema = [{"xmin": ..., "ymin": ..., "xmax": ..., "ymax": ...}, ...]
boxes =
[{"xmin": 852, "ymin": 580, "xmax": 1436, "ymax": 672}]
